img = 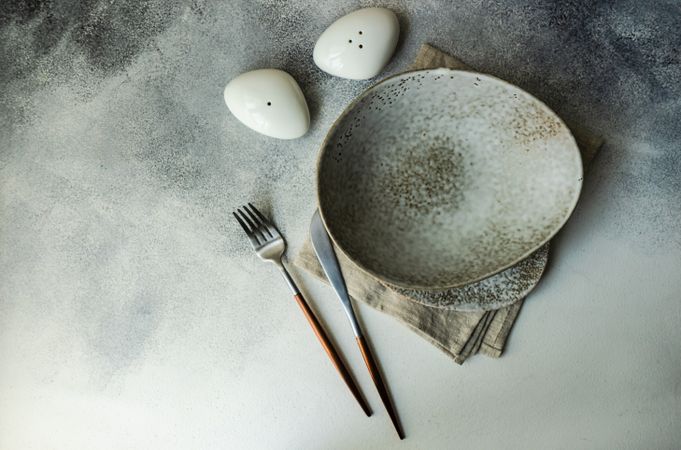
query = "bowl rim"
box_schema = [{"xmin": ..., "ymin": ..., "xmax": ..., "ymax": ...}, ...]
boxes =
[{"xmin": 315, "ymin": 67, "xmax": 583, "ymax": 290}]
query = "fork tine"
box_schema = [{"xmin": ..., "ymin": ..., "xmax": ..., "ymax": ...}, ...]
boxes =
[
  {"xmin": 248, "ymin": 203, "xmax": 270, "ymax": 225},
  {"xmin": 248, "ymin": 203, "xmax": 276, "ymax": 237},
  {"xmin": 233, "ymin": 211, "xmax": 260, "ymax": 246},
  {"xmin": 245, "ymin": 204, "xmax": 273, "ymax": 238},
  {"xmin": 243, "ymin": 204, "xmax": 263, "ymax": 227},
  {"xmin": 233, "ymin": 211, "xmax": 252, "ymax": 234},
  {"xmin": 238, "ymin": 208, "xmax": 265, "ymax": 242}
]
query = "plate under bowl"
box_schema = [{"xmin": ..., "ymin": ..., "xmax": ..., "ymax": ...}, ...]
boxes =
[{"xmin": 316, "ymin": 68, "xmax": 582, "ymax": 290}]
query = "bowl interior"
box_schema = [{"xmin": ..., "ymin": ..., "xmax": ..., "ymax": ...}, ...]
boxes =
[{"xmin": 317, "ymin": 69, "xmax": 582, "ymax": 290}]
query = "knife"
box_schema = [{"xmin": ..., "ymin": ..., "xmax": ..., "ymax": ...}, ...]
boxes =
[{"xmin": 310, "ymin": 209, "xmax": 405, "ymax": 440}]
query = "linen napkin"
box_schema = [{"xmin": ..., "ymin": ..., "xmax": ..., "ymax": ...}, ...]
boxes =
[{"xmin": 294, "ymin": 44, "xmax": 602, "ymax": 364}]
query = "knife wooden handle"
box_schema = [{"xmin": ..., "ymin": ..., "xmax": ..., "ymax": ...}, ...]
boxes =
[
  {"xmin": 356, "ymin": 335, "xmax": 405, "ymax": 439},
  {"xmin": 293, "ymin": 293, "xmax": 372, "ymax": 417}
]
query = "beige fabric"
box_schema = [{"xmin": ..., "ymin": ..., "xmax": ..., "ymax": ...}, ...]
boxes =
[{"xmin": 294, "ymin": 44, "xmax": 603, "ymax": 364}]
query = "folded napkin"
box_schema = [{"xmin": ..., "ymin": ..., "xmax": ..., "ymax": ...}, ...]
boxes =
[{"xmin": 294, "ymin": 44, "xmax": 602, "ymax": 364}]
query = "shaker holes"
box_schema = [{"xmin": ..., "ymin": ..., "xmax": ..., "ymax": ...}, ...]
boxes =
[{"xmin": 267, "ymin": 101, "xmax": 271, "ymax": 106}]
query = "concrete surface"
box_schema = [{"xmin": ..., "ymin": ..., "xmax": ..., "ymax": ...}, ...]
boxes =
[{"xmin": 1, "ymin": 0, "xmax": 680, "ymax": 448}]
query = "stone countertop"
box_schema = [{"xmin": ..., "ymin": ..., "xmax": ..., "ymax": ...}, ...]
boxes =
[{"xmin": 1, "ymin": 1, "xmax": 680, "ymax": 448}]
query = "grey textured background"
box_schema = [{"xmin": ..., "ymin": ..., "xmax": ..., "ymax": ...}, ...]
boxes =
[{"xmin": 1, "ymin": 1, "xmax": 680, "ymax": 449}]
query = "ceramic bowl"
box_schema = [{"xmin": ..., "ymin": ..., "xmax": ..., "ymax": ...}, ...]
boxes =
[
  {"xmin": 393, "ymin": 243, "xmax": 549, "ymax": 311},
  {"xmin": 317, "ymin": 68, "xmax": 582, "ymax": 290}
]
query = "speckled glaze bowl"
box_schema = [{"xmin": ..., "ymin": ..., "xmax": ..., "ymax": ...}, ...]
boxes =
[
  {"xmin": 393, "ymin": 243, "xmax": 549, "ymax": 311},
  {"xmin": 317, "ymin": 68, "xmax": 582, "ymax": 290}
]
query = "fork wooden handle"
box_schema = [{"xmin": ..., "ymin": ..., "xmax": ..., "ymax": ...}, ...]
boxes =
[
  {"xmin": 293, "ymin": 293, "xmax": 372, "ymax": 417},
  {"xmin": 355, "ymin": 335, "xmax": 405, "ymax": 439}
]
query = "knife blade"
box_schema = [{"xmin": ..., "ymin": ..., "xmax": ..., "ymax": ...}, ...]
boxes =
[{"xmin": 310, "ymin": 209, "xmax": 363, "ymax": 337}]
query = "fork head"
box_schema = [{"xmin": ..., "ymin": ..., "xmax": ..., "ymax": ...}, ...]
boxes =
[{"xmin": 233, "ymin": 203, "xmax": 286, "ymax": 263}]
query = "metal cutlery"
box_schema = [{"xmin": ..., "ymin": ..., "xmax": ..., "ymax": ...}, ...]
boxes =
[
  {"xmin": 310, "ymin": 209, "xmax": 405, "ymax": 439},
  {"xmin": 233, "ymin": 203, "xmax": 371, "ymax": 417}
]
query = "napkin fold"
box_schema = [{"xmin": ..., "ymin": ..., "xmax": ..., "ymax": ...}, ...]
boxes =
[{"xmin": 294, "ymin": 44, "xmax": 602, "ymax": 364}]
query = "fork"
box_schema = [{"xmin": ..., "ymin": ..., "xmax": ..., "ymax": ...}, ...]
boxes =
[{"xmin": 233, "ymin": 203, "xmax": 371, "ymax": 417}]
